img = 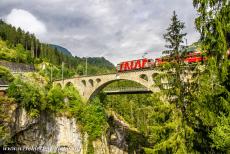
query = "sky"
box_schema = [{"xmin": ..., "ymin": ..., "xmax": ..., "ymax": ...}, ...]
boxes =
[{"xmin": 0, "ymin": 0, "xmax": 200, "ymax": 64}]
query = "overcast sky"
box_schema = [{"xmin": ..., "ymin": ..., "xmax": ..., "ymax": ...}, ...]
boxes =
[{"xmin": 0, "ymin": 0, "xmax": 200, "ymax": 64}]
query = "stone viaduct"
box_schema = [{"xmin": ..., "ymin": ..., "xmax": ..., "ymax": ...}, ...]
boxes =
[{"xmin": 53, "ymin": 69, "xmax": 166, "ymax": 101}]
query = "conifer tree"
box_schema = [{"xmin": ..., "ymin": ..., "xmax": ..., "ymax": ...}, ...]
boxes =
[
  {"xmin": 145, "ymin": 11, "xmax": 197, "ymax": 153},
  {"xmin": 193, "ymin": 0, "xmax": 230, "ymax": 80},
  {"xmin": 192, "ymin": 0, "xmax": 230, "ymax": 152},
  {"xmin": 163, "ymin": 11, "xmax": 187, "ymax": 57}
]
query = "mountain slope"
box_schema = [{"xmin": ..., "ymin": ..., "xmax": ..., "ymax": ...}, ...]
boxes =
[
  {"xmin": 49, "ymin": 44, "xmax": 72, "ymax": 56},
  {"xmin": 87, "ymin": 57, "xmax": 114, "ymax": 69}
]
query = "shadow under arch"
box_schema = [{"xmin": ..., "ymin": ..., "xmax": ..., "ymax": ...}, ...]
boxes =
[
  {"xmin": 55, "ymin": 83, "xmax": 62, "ymax": 88},
  {"xmin": 64, "ymin": 81, "xmax": 74, "ymax": 88},
  {"xmin": 139, "ymin": 74, "xmax": 148, "ymax": 81},
  {"xmin": 88, "ymin": 78, "xmax": 152, "ymax": 101}
]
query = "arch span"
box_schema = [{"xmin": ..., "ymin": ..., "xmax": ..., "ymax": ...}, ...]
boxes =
[
  {"xmin": 53, "ymin": 69, "xmax": 162, "ymax": 101},
  {"xmin": 88, "ymin": 78, "xmax": 152, "ymax": 101}
]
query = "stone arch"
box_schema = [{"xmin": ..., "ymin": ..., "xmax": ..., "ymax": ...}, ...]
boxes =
[
  {"xmin": 139, "ymin": 74, "xmax": 148, "ymax": 81},
  {"xmin": 152, "ymin": 72, "xmax": 159, "ymax": 79},
  {"xmin": 82, "ymin": 80, "xmax": 86, "ymax": 86},
  {"xmin": 89, "ymin": 79, "xmax": 94, "ymax": 87},
  {"xmin": 65, "ymin": 82, "xmax": 74, "ymax": 88},
  {"xmin": 152, "ymin": 72, "xmax": 159, "ymax": 82},
  {"xmin": 55, "ymin": 83, "xmax": 62, "ymax": 88},
  {"xmin": 96, "ymin": 78, "xmax": 101, "ymax": 83},
  {"xmin": 88, "ymin": 78, "xmax": 151, "ymax": 101}
]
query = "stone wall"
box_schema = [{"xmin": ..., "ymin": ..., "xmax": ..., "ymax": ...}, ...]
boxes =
[{"xmin": 0, "ymin": 60, "xmax": 35, "ymax": 72}]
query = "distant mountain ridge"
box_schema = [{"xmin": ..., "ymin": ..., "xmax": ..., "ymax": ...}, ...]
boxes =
[
  {"xmin": 49, "ymin": 44, "xmax": 72, "ymax": 56},
  {"xmin": 49, "ymin": 44, "xmax": 114, "ymax": 68},
  {"xmin": 87, "ymin": 57, "xmax": 114, "ymax": 68}
]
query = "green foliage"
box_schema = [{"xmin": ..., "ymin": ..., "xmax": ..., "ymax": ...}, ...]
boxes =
[
  {"xmin": 0, "ymin": 40, "xmax": 30, "ymax": 63},
  {"xmin": 7, "ymin": 78, "xmax": 46, "ymax": 117},
  {"xmin": 46, "ymin": 85, "xmax": 65, "ymax": 112},
  {"xmin": 47, "ymin": 84, "xmax": 107, "ymax": 140},
  {"xmin": 87, "ymin": 140, "xmax": 94, "ymax": 154},
  {"xmin": 6, "ymin": 77, "xmax": 107, "ymax": 143},
  {"xmin": 163, "ymin": 10, "xmax": 187, "ymax": 55},
  {"xmin": 146, "ymin": 96, "xmax": 195, "ymax": 153},
  {"xmin": 86, "ymin": 57, "xmax": 115, "ymax": 71},
  {"xmin": 193, "ymin": 0, "xmax": 230, "ymax": 79},
  {"xmin": 192, "ymin": 1, "xmax": 230, "ymax": 152},
  {"xmin": 0, "ymin": 66, "xmax": 14, "ymax": 82},
  {"xmin": 77, "ymin": 97, "xmax": 107, "ymax": 140},
  {"xmin": 209, "ymin": 115, "xmax": 230, "ymax": 151}
]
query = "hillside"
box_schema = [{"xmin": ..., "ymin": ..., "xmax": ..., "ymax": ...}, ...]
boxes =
[
  {"xmin": 0, "ymin": 20, "xmax": 115, "ymax": 78},
  {"xmin": 87, "ymin": 57, "xmax": 114, "ymax": 69},
  {"xmin": 49, "ymin": 44, "xmax": 72, "ymax": 56}
]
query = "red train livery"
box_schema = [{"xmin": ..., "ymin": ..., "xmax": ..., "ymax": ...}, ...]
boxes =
[
  {"xmin": 117, "ymin": 59, "xmax": 154, "ymax": 72},
  {"xmin": 116, "ymin": 49, "xmax": 230, "ymax": 72},
  {"xmin": 116, "ymin": 52, "xmax": 204, "ymax": 72}
]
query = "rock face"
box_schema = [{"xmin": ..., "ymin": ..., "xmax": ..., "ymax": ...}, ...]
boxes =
[
  {"xmin": 4, "ymin": 107, "xmax": 137, "ymax": 154},
  {"xmin": 11, "ymin": 108, "xmax": 82, "ymax": 154}
]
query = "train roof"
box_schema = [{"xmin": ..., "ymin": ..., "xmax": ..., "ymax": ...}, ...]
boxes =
[{"xmin": 118, "ymin": 58, "xmax": 153, "ymax": 64}]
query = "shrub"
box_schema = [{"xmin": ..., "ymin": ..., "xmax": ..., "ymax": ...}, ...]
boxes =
[
  {"xmin": 0, "ymin": 66, "xmax": 14, "ymax": 82},
  {"xmin": 7, "ymin": 78, "xmax": 46, "ymax": 117}
]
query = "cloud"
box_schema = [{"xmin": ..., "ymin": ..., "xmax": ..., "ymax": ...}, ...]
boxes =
[
  {"xmin": 0, "ymin": 0, "xmax": 200, "ymax": 64},
  {"xmin": 5, "ymin": 9, "xmax": 47, "ymax": 37}
]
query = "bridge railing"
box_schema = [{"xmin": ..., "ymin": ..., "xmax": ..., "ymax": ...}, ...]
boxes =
[{"xmin": 0, "ymin": 85, "xmax": 9, "ymax": 91}]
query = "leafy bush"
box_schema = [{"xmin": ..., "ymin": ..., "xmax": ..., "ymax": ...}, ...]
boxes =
[
  {"xmin": 80, "ymin": 99, "xmax": 107, "ymax": 140},
  {"xmin": 0, "ymin": 66, "xmax": 14, "ymax": 82},
  {"xmin": 7, "ymin": 78, "xmax": 46, "ymax": 117},
  {"xmin": 46, "ymin": 85, "xmax": 65, "ymax": 112},
  {"xmin": 62, "ymin": 85, "xmax": 107, "ymax": 140},
  {"xmin": 0, "ymin": 41, "xmax": 30, "ymax": 63}
]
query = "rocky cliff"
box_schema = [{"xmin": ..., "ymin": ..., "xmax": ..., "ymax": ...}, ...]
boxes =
[
  {"xmin": 9, "ymin": 108, "xmax": 82, "ymax": 154},
  {"xmin": 2, "ymin": 106, "xmax": 138, "ymax": 154}
]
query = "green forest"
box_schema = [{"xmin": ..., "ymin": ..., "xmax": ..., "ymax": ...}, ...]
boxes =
[{"xmin": 0, "ymin": 0, "xmax": 230, "ymax": 154}]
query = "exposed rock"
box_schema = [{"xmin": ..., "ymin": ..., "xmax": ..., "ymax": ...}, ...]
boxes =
[
  {"xmin": 2, "ymin": 107, "xmax": 141, "ymax": 154},
  {"xmin": 110, "ymin": 145, "xmax": 128, "ymax": 154},
  {"xmin": 92, "ymin": 134, "xmax": 110, "ymax": 154},
  {"xmin": 10, "ymin": 108, "xmax": 82, "ymax": 154}
]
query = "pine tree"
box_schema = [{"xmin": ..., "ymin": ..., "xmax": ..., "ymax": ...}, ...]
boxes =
[
  {"xmin": 193, "ymin": 0, "xmax": 230, "ymax": 80},
  {"xmin": 145, "ymin": 11, "xmax": 197, "ymax": 153},
  {"xmin": 163, "ymin": 11, "xmax": 187, "ymax": 57},
  {"xmin": 192, "ymin": 0, "xmax": 230, "ymax": 152}
]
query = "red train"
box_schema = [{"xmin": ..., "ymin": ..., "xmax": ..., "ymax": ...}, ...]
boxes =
[
  {"xmin": 116, "ymin": 50, "xmax": 206, "ymax": 72},
  {"xmin": 117, "ymin": 49, "xmax": 230, "ymax": 72}
]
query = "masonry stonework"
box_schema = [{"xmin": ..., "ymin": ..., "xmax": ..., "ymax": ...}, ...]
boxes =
[{"xmin": 54, "ymin": 70, "xmax": 163, "ymax": 101}]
